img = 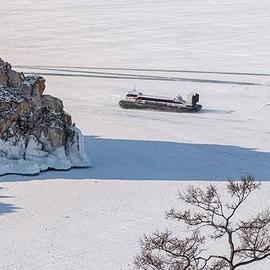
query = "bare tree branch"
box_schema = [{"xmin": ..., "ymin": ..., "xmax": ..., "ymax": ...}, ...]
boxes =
[{"xmin": 135, "ymin": 176, "xmax": 270, "ymax": 270}]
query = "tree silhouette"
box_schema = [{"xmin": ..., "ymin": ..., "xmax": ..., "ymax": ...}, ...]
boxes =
[{"xmin": 135, "ymin": 176, "xmax": 270, "ymax": 270}]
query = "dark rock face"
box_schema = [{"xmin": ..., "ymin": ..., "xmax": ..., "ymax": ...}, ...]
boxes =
[{"xmin": 0, "ymin": 58, "xmax": 91, "ymax": 175}]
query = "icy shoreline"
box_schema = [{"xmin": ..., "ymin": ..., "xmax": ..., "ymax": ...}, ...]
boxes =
[
  {"xmin": 0, "ymin": 127, "xmax": 91, "ymax": 176},
  {"xmin": 0, "ymin": 58, "xmax": 92, "ymax": 176}
]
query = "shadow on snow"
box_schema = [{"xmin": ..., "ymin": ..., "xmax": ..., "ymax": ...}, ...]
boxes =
[
  {"xmin": 0, "ymin": 137, "xmax": 270, "ymax": 182},
  {"xmin": 0, "ymin": 188, "xmax": 19, "ymax": 215}
]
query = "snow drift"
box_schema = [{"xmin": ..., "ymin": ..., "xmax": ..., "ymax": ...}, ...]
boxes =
[{"xmin": 0, "ymin": 57, "xmax": 91, "ymax": 175}]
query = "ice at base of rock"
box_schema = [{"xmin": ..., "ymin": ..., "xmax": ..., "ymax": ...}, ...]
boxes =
[{"xmin": 0, "ymin": 127, "xmax": 91, "ymax": 176}]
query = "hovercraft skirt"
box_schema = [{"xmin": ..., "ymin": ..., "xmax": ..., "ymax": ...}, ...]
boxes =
[{"xmin": 119, "ymin": 100, "xmax": 202, "ymax": 113}]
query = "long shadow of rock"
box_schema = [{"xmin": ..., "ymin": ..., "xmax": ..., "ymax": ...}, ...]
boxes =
[
  {"xmin": 0, "ymin": 136, "xmax": 270, "ymax": 181},
  {"xmin": 0, "ymin": 200, "xmax": 18, "ymax": 215},
  {"xmin": 0, "ymin": 189, "xmax": 18, "ymax": 215}
]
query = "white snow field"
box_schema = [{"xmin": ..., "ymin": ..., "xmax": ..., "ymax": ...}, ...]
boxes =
[{"xmin": 1, "ymin": 0, "xmax": 270, "ymax": 269}]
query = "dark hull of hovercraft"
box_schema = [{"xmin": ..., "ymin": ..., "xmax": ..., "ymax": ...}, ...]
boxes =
[{"xmin": 119, "ymin": 100, "xmax": 202, "ymax": 113}]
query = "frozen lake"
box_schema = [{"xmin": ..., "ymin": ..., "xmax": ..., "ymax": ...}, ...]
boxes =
[{"xmin": 1, "ymin": 0, "xmax": 270, "ymax": 269}]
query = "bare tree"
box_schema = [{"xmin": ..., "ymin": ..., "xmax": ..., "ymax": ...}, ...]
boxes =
[{"xmin": 135, "ymin": 176, "xmax": 270, "ymax": 270}]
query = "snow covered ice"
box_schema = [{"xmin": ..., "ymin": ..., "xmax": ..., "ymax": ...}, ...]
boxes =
[{"xmin": 0, "ymin": 0, "xmax": 270, "ymax": 269}]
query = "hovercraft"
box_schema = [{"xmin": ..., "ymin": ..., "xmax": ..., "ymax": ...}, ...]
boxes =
[{"xmin": 119, "ymin": 90, "xmax": 202, "ymax": 113}]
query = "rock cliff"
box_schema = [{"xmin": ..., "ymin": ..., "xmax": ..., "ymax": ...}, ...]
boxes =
[{"xmin": 0, "ymin": 58, "xmax": 91, "ymax": 175}]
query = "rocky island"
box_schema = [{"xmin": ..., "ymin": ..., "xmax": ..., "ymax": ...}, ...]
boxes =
[{"xmin": 0, "ymin": 58, "xmax": 91, "ymax": 175}]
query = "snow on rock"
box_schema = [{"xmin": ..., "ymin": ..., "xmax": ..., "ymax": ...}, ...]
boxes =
[{"xmin": 0, "ymin": 57, "xmax": 91, "ymax": 175}]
